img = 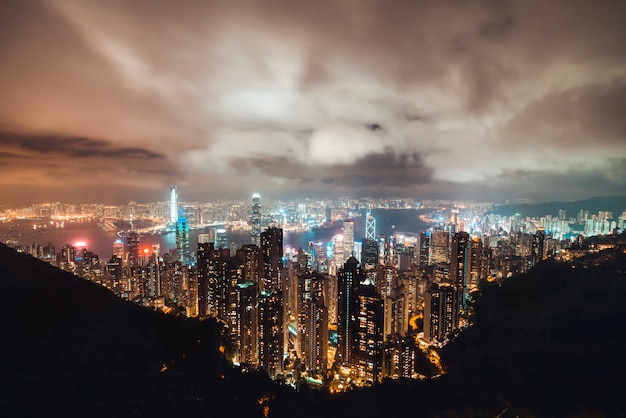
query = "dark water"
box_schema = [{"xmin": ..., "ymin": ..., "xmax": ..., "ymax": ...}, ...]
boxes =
[{"xmin": 1, "ymin": 209, "xmax": 429, "ymax": 259}]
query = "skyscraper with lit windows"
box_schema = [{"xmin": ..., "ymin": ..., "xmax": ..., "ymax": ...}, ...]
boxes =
[
  {"xmin": 260, "ymin": 227, "xmax": 283, "ymax": 291},
  {"xmin": 342, "ymin": 219, "xmax": 354, "ymax": 263},
  {"xmin": 251, "ymin": 193, "xmax": 261, "ymax": 247},
  {"xmin": 176, "ymin": 212, "xmax": 190, "ymax": 265},
  {"xmin": 170, "ymin": 186, "xmax": 178, "ymax": 224}
]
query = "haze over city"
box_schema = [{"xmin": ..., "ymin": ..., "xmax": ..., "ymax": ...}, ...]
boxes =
[{"xmin": 1, "ymin": 0, "xmax": 625, "ymax": 206}]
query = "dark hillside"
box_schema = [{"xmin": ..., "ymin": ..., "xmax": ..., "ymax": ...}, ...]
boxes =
[
  {"xmin": 0, "ymin": 243, "xmax": 277, "ymax": 417},
  {"xmin": 440, "ymin": 247, "xmax": 626, "ymax": 416},
  {"xmin": 272, "ymin": 247, "xmax": 626, "ymax": 418}
]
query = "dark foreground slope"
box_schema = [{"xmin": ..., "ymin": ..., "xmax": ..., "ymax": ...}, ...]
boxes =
[
  {"xmin": 0, "ymin": 243, "xmax": 279, "ymax": 418},
  {"xmin": 441, "ymin": 246, "xmax": 626, "ymax": 417},
  {"xmin": 269, "ymin": 245, "xmax": 626, "ymax": 418},
  {"xmin": 2, "ymin": 242, "xmax": 626, "ymax": 418}
]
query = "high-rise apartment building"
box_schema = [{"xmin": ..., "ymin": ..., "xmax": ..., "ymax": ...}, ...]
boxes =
[
  {"xmin": 260, "ymin": 227, "xmax": 283, "ymax": 291},
  {"xmin": 258, "ymin": 288, "xmax": 284, "ymax": 379},
  {"xmin": 424, "ymin": 283, "xmax": 457, "ymax": 342},
  {"xmin": 336, "ymin": 256, "xmax": 363, "ymax": 364}
]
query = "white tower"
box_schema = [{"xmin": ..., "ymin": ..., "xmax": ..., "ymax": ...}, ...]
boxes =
[{"xmin": 170, "ymin": 186, "xmax": 178, "ymax": 224}]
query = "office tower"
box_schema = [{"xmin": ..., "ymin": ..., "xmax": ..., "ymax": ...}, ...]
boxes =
[
  {"xmin": 196, "ymin": 242, "xmax": 213, "ymax": 318},
  {"xmin": 424, "ymin": 283, "xmax": 457, "ymax": 342},
  {"xmin": 450, "ymin": 231, "xmax": 470, "ymax": 315},
  {"xmin": 170, "ymin": 186, "xmax": 178, "ymax": 224},
  {"xmin": 325, "ymin": 205, "xmax": 332, "ymax": 224},
  {"xmin": 176, "ymin": 213, "xmax": 191, "ymax": 265},
  {"xmin": 336, "ymin": 256, "xmax": 364, "ymax": 364},
  {"xmin": 126, "ymin": 231, "xmax": 140, "ymax": 267},
  {"xmin": 352, "ymin": 280, "xmax": 384, "ymax": 384},
  {"xmin": 236, "ymin": 281, "xmax": 258, "ymax": 365},
  {"xmin": 198, "ymin": 233, "xmax": 210, "ymax": 244},
  {"xmin": 112, "ymin": 239, "xmax": 124, "ymax": 259},
  {"xmin": 258, "ymin": 289, "xmax": 284, "ymax": 379},
  {"xmin": 361, "ymin": 238, "xmax": 379, "ymax": 268},
  {"xmin": 214, "ymin": 228, "xmax": 228, "ymax": 250},
  {"xmin": 365, "ymin": 208, "xmax": 376, "ymax": 240},
  {"xmin": 260, "ymin": 227, "xmax": 283, "ymax": 291},
  {"xmin": 429, "ymin": 230, "xmax": 449, "ymax": 265},
  {"xmin": 342, "ymin": 219, "xmax": 355, "ymax": 263},
  {"xmin": 251, "ymin": 193, "xmax": 262, "ymax": 247}
]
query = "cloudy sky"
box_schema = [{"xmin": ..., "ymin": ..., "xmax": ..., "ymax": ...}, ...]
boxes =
[{"xmin": 1, "ymin": 0, "xmax": 625, "ymax": 205}]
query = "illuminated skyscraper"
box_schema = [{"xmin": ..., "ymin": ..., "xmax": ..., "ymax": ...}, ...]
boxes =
[
  {"xmin": 196, "ymin": 242, "xmax": 214, "ymax": 318},
  {"xmin": 112, "ymin": 239, "xmax": 124, "ymax": 259},
  {"xmin": 337, "ymin": 256, "xmax": 363, "ymax": 364},
  {"xmin": 450, "ymin": 231, "xmax": 470, "ymax": 314},
  {"xmin": 258, "ymin": 289, "xmax": 284, "ymax": 379},
  {"xmin": 251, "ymin": 193, "xmax": 262, "ymax": 247},
  {"xmin": 424, "ymin": 283, "xmax": 457, "ymax": 342},
  {"xmin": 365, "ymin": 208, "xmax": 376, "ymax": 240},
  {"xmin": 429, "ymin": 230, "xmax": 449, "ymax": 265},
  {"xmin": 342, "ymin": 219, "xmax": 354, "ymax": 263},
  {"xmin": 176, "ymin": 212, "xmax": 191, "ymax": 265},
  {"xmin": 236, "ymin": 281, "xmax": 258, "ymax": 365},
  {"xmin": 361, "ymin": 238, "xmax": 379, "ymax": 268},
  {"xmin": 352, "ymin": 282, "xmax": 383, "ymax": 384},
  {"xmin": 260, "ymin": 227, "xmax": 283, "ymax": 291},
  {"xmin": 296, "ymin": 272, "xmax": 328, "ymax": 375},
  {"xmin": 170, "ymin": 186, "xmax": 178, "ymax": 224},
  {"xmin": 126, "ymin": 231, "xmax": 140, "ymax": 267}
]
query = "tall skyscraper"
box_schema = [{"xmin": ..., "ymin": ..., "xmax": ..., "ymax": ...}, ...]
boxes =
[
  {"xmin": 260, "ymin": 227, "xmax": 283, "ymax": 291},
  {"xmin": 236, "ymin": 281, "xmax": 258, "ymax": 365},
  {"xmin": 170, "ymin": 186, "xmax": 178, "ymax": 224},
  {"xmin": 176, "ymin": 212, "xmax": 191, "ymax": 265},
  {"xmin": 126, "ymin": 230, "xmax": 140, "ymax": 267},
  {"xmin": 196, "ymin": 242, "xmax": 214, "ymax": 318},
  {"xmin": 450, "ymin": 231, "xmax": 470, "ymax": 315},
  {"xmin": 258, "ymin": 289, "xmax": 284, "ymax": 379},
  {"xmin": 429, "ymin": 230, "xmax": 449, "ymax": 265},
  {"xmin": 342, "ymin": 219, "xmax": 355, "ymax": 263},
  {"xmin": 365, "ymin": 208, "xmax": 376, "ymax": 240},
  {"xmin": 361, "ymin": 238, "xmax": 379, "ymax": 268},
  {"xmin": 251, "ymin": 193, "xmax": 262, "ymax": 247},
  {"xmin": 337, "ymin": 256, "xmax": 364, "ymax": 364},
  {"xmin": 296, "ymin": 272, "xmax": 328, "ymax": 375},
  {"xmin": 424, "ymin": 283, "xmax": 457, "ymax": 342},
  {"xmin": 352, "ymin": 281, "xmax": 383, "ymax": 384}
]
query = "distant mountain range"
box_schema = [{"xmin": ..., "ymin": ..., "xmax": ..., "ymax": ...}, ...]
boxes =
[
  {"xmin": 1, "ymin": 240, "xmax": 625, "ymax": 417},
  {"xmin": 489, "ymin": 195, "xmax": 626, "ymax": 218}
]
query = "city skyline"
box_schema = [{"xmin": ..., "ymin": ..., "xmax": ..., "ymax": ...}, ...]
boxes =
[{"xmin": 1, "ymin": 0, "xmax": 625, "ymax": 206}]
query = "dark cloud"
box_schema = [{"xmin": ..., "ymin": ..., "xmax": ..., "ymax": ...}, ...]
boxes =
[
  {"xmin": 231, "ymin": 148, "xmax": 433, "ymax": 193},
  {"xmin": 0, "ymin": 132, "xmax": 164, "ymax": 159}
]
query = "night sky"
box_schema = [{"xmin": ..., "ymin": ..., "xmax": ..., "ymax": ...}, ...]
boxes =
[{"xmin": 1, "ymin": 0, "xmax": 625, "ymax": 205}]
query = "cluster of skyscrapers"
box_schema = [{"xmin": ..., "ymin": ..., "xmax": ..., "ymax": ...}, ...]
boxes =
[{"xmin": 9, "ymin": 188, "xmax": 626, "ymax": 389}]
